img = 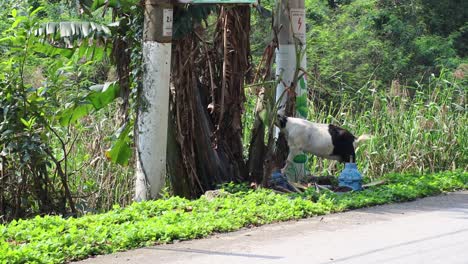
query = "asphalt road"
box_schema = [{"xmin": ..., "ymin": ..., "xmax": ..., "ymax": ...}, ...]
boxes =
[{"xmin": 77, "ymin": 191, "xmax": 468, "ymax": 264}]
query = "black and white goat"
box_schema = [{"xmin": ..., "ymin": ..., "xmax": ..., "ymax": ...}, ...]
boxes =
[{"xmin": 276, "ymin": 115, "xmax": 371, "ymax": 172}]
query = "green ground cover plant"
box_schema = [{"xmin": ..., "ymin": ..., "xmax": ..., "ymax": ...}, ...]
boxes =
[{"xmin": 1, "ymin": 170, "xmax": 467, "ymax": 264}]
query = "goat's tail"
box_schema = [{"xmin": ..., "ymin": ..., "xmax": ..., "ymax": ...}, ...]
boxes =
[{"xmin": 353, "ymin": 134, "xmax": 373, "ymax": 148}]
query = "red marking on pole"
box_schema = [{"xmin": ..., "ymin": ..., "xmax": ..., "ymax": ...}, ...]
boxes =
[{"xmin": 298, "ymin": 17, "xmax": 302, "ymax": 30}]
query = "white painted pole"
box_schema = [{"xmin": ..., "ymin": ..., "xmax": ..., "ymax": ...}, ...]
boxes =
[
  {"xmin": 135, "ymin": 0, "xmax": 173, "ymax": 201},
  {"xmin": 275, "ymin": 0, "xmax": 306, "ymax": 106},
  {"xmin": 275, "ymin": 0, "xmax": 307, "ymax": 181}
]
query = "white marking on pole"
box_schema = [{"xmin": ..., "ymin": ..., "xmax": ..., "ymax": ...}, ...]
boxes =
[
  {"xmin": 290, "ymin": 8, "xmax": 306, "ymax": 45},
  {"xmin": 162, "ymin": 9, "xmax": 173, "ymax": 37}
]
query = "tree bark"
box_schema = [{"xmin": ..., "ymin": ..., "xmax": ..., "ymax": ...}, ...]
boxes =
[
  {"xmin": 247, "ymin": 41, "xmax": 277, "ymax": 183},
  {"xmin": 167, "ymin": 6, "xmax": 251, "ymax": 197},
  {"xmin": 212, "ymin": 6, "xmax": 251, "ymax": 181}
]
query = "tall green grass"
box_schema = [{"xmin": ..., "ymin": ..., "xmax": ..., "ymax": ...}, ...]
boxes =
[
  {"xmin": 66, "ymin": 103, "xmax": 135, "ymax": 214},
  {"xmin": 243, "ymin": 69, "xmax": 467, "ymax": 179}
]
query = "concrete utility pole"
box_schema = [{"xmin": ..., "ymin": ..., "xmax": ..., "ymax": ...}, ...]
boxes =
[
  {"xmin": 135, "ymin": 0, "xmax": 173, "ymax": 201},
  {"xmin": 275, "ymin": 0, "xmax": 307, "ymax": 181}
]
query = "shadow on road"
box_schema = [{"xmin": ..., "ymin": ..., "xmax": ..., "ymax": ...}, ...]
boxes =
[{"xmin": 148, "ymin": 247, "xmax": 284, "ymax": 260}]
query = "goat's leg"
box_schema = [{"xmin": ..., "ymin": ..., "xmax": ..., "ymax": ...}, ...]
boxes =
[
  {"xmin": 281, "ymin": 147, "xmax": 300, "ymax": 174},
  {"xmin": 328, "ymin": 160, "xmax": 338, "ymax": 172}
]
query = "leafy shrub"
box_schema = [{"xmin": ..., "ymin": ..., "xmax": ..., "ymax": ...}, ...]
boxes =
[
  {"xmin": 0, "ymin": 4, "xmax": 138, "ymax": 221},
  {"xmin": 413, "ymin": 35, "xmax": 457, "ymax": 67}
]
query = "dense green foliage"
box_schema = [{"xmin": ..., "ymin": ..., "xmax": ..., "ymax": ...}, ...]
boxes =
[
  {"xmin": 251, "ymin": 0, "xmax": 467, "ymax": 89},
  {"xmin": 0, "ymin": 0, "xmax": 466, "ymax": 221},
  {"xmin": 0, "ymin": 2, "xmax": 136, "ymax": 221},
  {"xmin": 303, "ymin": 0, "xmax": 467, "ymax": 90},
  {"xmin": 0, "ymin": 170, "xmax": 467, "ymax": 263}
]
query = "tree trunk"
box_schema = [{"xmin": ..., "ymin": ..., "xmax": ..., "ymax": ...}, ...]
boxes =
[
  {"xmin": 247, "ymin": 42, "xmax": 277, "ymax": 183},
  {"xmin": 169, "ymin": 35, "xmax": 231, "ymax": 197},
  {"xmin": 167, "ymin": 6, "xmax": 251, "ymax": 197},
  {"xmin": 212, "ymin": 6, "xmax": 251, "ymax": 181},
  {"xmin": 112, "ymin": 36, "xmax": 131, "ymax": 124}
]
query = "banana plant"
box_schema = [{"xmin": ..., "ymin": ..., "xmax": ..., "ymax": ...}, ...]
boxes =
[
  {"xmin": 34, "ymin": 21, "xmax": 112, "ymax": 61},
  {"xmin": 32, "ymin": 0, "xmax": 140, "ymax": 166}
]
